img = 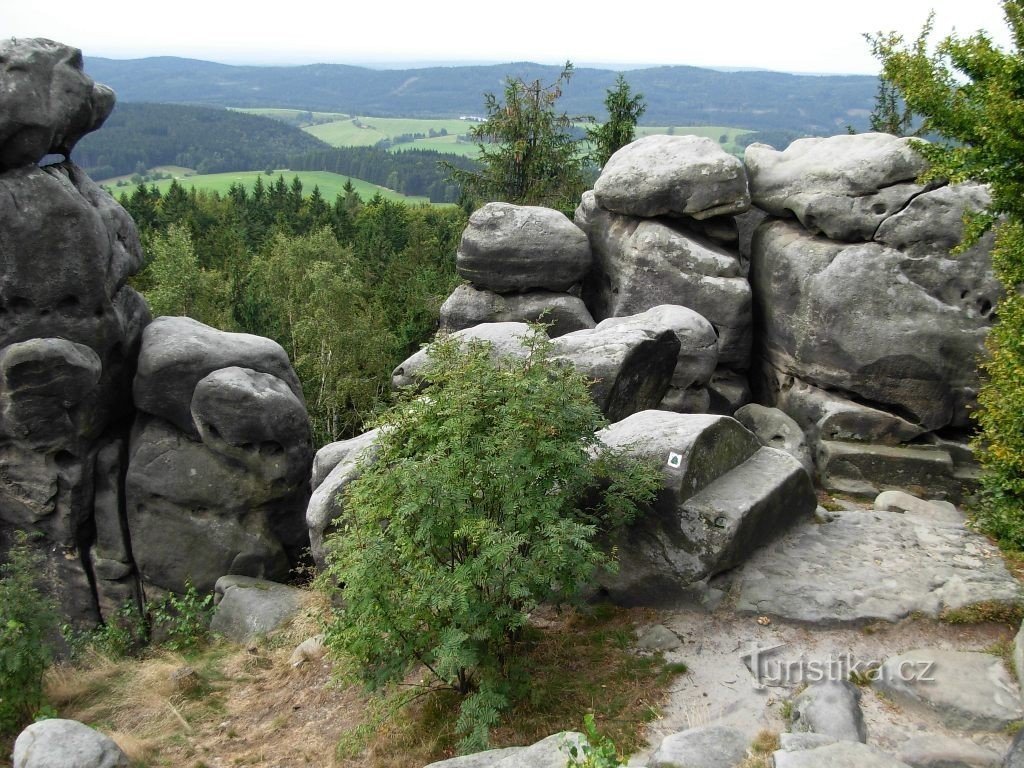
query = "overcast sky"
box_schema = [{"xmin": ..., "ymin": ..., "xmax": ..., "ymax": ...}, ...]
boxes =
[{"xmin": 3, "ymin": 0, "xmax": 1013, "ymax": 74}]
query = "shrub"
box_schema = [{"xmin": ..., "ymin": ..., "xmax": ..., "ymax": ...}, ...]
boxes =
[
  {"xmin": 0, "ymin": 532, "xmax": 58, "ymax": 735},
  {"xmin": 322, "ymin": 330, "xmax": 660, "ymax": 751},
  {"xmin": 148, "ymin": 580, "xmax": 214, "ymax": 653}
]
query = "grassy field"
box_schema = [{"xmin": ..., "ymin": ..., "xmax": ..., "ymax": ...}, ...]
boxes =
[
  {"xmin": 102, "ymin": 169, "xmax": 431, "ymax": 204},
  {"xmin": 635, "ymin": 125, "xmax": 752, "ymax": 155},
  {"xmin": 233, "ymin": 107, "xmax": 350, "ymax": 124}
]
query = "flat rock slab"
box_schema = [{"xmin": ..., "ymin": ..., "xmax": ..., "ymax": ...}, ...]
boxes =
[
  {"xmin": 649, "ymin": 724, "xmax": 749, "ymax": 768},
  {"xmin": 873, "ymin": 649, "xmax": 1023, "ymax": 731},
  {"xmin": 774, "ymin": 741, "xmax": 911, "ymax": 768},
  {"xmin": 424, "ymin": 747, "xmax": 525, "ymax": 768},
  {"xmin": 898, "ymin": 733, "xmax": 1002, "ymax": 768},
  {"xmin": 734, "ymin": 509, "xmax": 1022, "ymax": 625}
]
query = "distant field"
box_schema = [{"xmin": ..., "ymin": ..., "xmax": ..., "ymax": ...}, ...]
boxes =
[
  {"xmin": 233, "ymin": 107, "xmax": 350, "ymax": 124},
  {"xmin": 635, "ymin": 125, "xmax": 752, "ymax": 155},
  {"xmin": 103, "ymin": 169, "xmax": 431, "ymax": 204},
  {"xmin": 305, "ymin": 116, "xmax": 477, "ymax": 149}
]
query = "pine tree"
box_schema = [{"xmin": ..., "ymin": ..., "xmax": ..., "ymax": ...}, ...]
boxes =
[{"xmin": 587, "ymin": 74, "xmax": 647, "ymax": 167}]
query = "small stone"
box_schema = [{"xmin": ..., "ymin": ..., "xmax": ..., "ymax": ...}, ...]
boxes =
[
  {"xmin": 169, "ymin": 665, "xmax": 200, "ymax": 694},
  {"xmin": 636, "ymin": 624, "xmax": 682, "ymax": 652}
]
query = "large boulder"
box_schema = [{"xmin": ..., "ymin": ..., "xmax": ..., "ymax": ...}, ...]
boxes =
[
  {"xmin": 392, "ymin": 322, "xmax": 534, "ymax": 390},
  {"xmin": 0, "ymin": 39, "xmax": 115, "ymax": 170},
  {"xmin": 576, "ymin": 192, "xmax": 752, "ymax": 367},
  {"xmin": 745, "ymin": 133, "xmax": 930, "ymax": 242},
  {"xmin": 0, "ymin": 157, "xmax": 149, "ymax": 626},
  {"xmin": 455, "ymin": 203, "xmax": 591, "ymax": 293},
  {"xmin": 439, "ymin": 284, "xmax": 595, "ymax": 337},
  {"xmin": 127, "ymin": 318, "xmax": 312, "ymax": 596},
  {"xmin": 594, "ymin": 134, "xmax": 751, "ymax": 219},
  {"xmin": 750, "ymin": 216, "xmax": 999, "ymax": 432},
  {"xmin": 649, "ymin": 724, "xmax": 750, "ymax": 768},
  {"xmin": 734, "ymin": 403, "xmax": 813, "ymax": 476},
  {"xmin": 209, "ymin": 575, "xmax": 307, "ymax": 643},
  {"xmin": 596, "ymin": 410, "xmax": 816, "ymax": 603},
  {"xmin": 13, "ymin": 719, "xmax": 129, "ymax": 768}
]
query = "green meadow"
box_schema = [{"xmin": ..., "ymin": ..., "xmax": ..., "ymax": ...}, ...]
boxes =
[{"xmin": 103, "ymin": 169, "xmax": 431, "ymax": 204}]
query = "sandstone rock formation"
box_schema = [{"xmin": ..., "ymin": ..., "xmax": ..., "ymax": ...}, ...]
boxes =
[
  {"xmin": 747, "ymin": 133, "xmax": 999, "ymax": 499},
  {"xmin": 439, "ymin": 284, "xmax": 595, "ymax": 337},
  {"xmin": 127, "ymin": 317, "xmax": 312, "ymax": 596},
  {"xmin": 0, "ymin": 40, "xmax": 149, "ymax": 626}
]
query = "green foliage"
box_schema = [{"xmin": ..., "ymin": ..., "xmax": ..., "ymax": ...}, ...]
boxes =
[
  {"xmin": 567, "ymin": 714, "xmax": 625, "ymax": 768},
  {"xmin": 867, "ymin": 77, "xmax": 918, "ymax": 136},
  {"xmin": 448, "ymin": 63, "xmax": 588, "ymax": 214},
  {"xmin": 64, "ymin": 600, "xmax": 149, "ymax": 661},
  {"xmin": 0, "ymin": 532, "xmax": 57, "ymax": 735},
  {"xmin": 322, "ymin": 330, "xmax": 661, "ymax": 752},
  {"xmin": 587, "ymin": 75, "xmax": 647, "ymax": 168},
  {"xmin": 869, "ymin": 2, "xmax": 1024, "ymax": 547},
  {"xmin": 148, "ymin": 581, "xmax": 214, "ymax": 653}
]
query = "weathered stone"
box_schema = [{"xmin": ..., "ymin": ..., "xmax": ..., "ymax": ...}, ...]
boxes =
[
  {"xmin": 134, "ymin": 316, "xmax": 303, "ymax": 438},
  {"xmin": 191, "ymin": 366, "xmax": 311, "ymax": 489},
  {"xmin": 577, "ymin": 192, "xmax": 752, "ymax": 367},
  {"xmin": 649, "ymin": 724, "xmax": 749, "ymax": 768},
  {"xmin": 745, "ymin": 132, "xmax": 930, "ymax": 241},
  {"xmin": 817, "ymin": 440, "xmax": 968, "ymax": 502},
  {"xmin": 778, "ymin": 733, "xmax": 835, "ymax": 752},
  {"xmin": 751, "ymin": 217, "xmax": 998, "ymax": 432},
  {"xmin": 126, "ymin": 416, "xmax": 301, "ymax": 595},
  {"xmin": 391, "ymin": 322, "xmax": 533, "ymax": 390},
  {"xmin": 898, "ymin": 734, "xmax": 1002, "ymax": 768},
  {"xmin": 549, "ymin": 324, "xmax": 680, "ymax": 422},
  {"xmin": 311, "ymin": 428, "xmax": 380, "ymax": 491},
  {"xmin": 874, "ymin": 649, "xmax": 1023, "ymax": 732},
  {"xmin": 209, "ymin": 576, "xmax": 306, "ymax": 643},
  {"xmin": 876, "ymin": 182, "xmax": 992, "ymax": 256},
  {"xmin": 1005, "ymin": 729, "xmax": 1024, "ymax": 768},
  {"xmin": 439, "ymin": 284, "xmax": 595, "ymax": 338},
  {"xmin": 874, "ymin": 490, "xmax": 964, "ymax": 522},
  {"xmin": 734, "ymin": 403, "xmax": 813, "ymax": 476},
  {"xmin": 594, "ymin": 134, "xmax": 751, "ymax": 220},
  {"xmin": 636, "ymin": 624, "xmax": 682, "ymax": 652},
  {"xmin": 774, "ymin": 741, "xmax": 912, "ymax": 768},
  {"xmin": 1015, "ymin": 620, "xmax": 1024, "ymax": 696},
  {"xmin": 13, "ymin": 718, "xmax": 129, "ymax": 768},
  {"xmin": 491, "ymin": 732, "xmax": 586, "ymax": 768},
  {"xmin": 736, "ymin": 509, "xmax": 1023, "ymax": 625},
  {"xmin": 456, "ymin": 203, "xmax": 591, "ymax": 293},
  {"xmin": 0, "ymin": 39, "xmax": 115, "ymax": 170},
  {"xmin": 792, "ymin": 680, "xmax": 867, "ymax": 743},
  {"xmin": 289, "ymin": 634, "xmax": 326, "ymax": 668},
  {"xmin": 707, "ymin": 368, "xmax": 752, "ymax": 415},
  {"xmin": 307, "ymin": 429, "xmax": 380, "ymax": 567},
  {"xmin": 596, "ymin": 411, "xmax": 815, "ymax": 603},
  {"xmin": 424, "ymin": 748, "xmax": 526, "ymax": 768}
]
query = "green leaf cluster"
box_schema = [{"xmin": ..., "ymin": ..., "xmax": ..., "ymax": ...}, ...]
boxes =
[
  {"xmin": 869, "ymin": 2, "xmax": 1024, "ymax": 545},
  {"xmin": 322, "ymin": 330, "xmax": 660, "ymax": 752},
  {"xmin": 587, "ymin": 75, "xmax": 647, "ymax": 168},
  {"xmin": 0, "ymin": 532, "xmax": 57, "ymax": 735}
]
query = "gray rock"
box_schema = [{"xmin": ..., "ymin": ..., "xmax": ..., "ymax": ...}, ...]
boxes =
[
  {"xmin": 1015, "ymin": 620, "xmax": 1024, "ymax": 697},
  {"xmin": 439, "ymin": 284, "xmax": 595, "ymax": 337},
  {"xmin": 636, "ymin": 624, "xmax": 682, "ymax": 651},
  {"xmin": 649, "ymin": 724, "xmax": 749, "ymax": 768},
  {"xmin": 593, "ymin": 305, "xmax": 719, "ymax": 391},
  {"xmin": 876, "ymin": 182, "xmax": 992, "ymax": 257},
  {"xmin": 13, "ymin": 718, "xmax": 129, "ymax": 768},
  {"xmin": 734, "ymin": 403, "xmax": 813, "ymax": 476},
  {"xmin": 210, "ymin": 576, "xmax": 306, "ymax": 643},
  {"xmin": 874, "ymin": 649, "xmax": 1023, "ymax": 731},
  {"xmin": 392, "ymin": 322, "xmax": 534, "ymax": 390},
  {"xmin": 134, "ymin": 316, "xmax": 304, "ymax": 438},
  {"xmin": 492, "ymin": 731, "xmax": 586, "ymax": 768},
  {"xmin": 707, "ymin": 368, "xmax": 752, "ymax": 415},
  {"xmin": 874, "ymin": 491, "xmax": 964, "ymax": 522},
  {"xmin": 774, "ymin": 741, "xmax": 912, "ymax": 768},
  {"xmin": 126, "ymin": 415, "xmax": 300, "ymax": 594},
  {"xmin": 0, "ymin": 39, "xmax": 115, "ymax": 170},
  {"xmin": 456, "ymin": 203, "xmax": 591, "ymax": 293},
  {"xmin": 594, "ymin": 135, "xmax": 751, "ymax": 220},
  {"xmin": 736, "ymin": 509, "xmax": 1023, "ymax": 625},
  {"xmin": 750, "ymin": 218, "xmax": 999, "ymax": 431},
  {"xmin": 191, "ymin": 366, "xmax": 312, "ymax": 489},
  {"xmin": 778, "ymin": 732, "xmax": 835, "ymax": 751},
  {"xmin": 596, "ymin": 411, "xmax": 815, "ymax": 603},
  {"xmin": 745, "ymin": 132, "xmax": 929, "ymax": 241},
  {"xmin": 817, "ymin": 440, "xmax": 967, "ymax": 502},
  {"xmin": 424, "ymin": 747, "xmax": 526, "ymax": 768},
  {"xmin": 792, "ymin": 680, "xmax": 867, "ymax": 743},
  {"xmin": 307, "ymin": 429, "xmax": 381, "ymax": 567},
  {"xmin": 577, "ymin": 192, "xmax": 751, "ymax": 367},
  {"xmin": 899, "ymin": 733, "xmax": 1002, "ymax": 768},
  {"xmin": 549, "ymin": 323, "xmax": 680, "ymax": 422},
  {"xmin": 311, "ymin": 428, "xmax": 381, "ymax": 491},
  {"xmin": 1005, "ymin": 729, "xmax": 1024, "ymax": 768}
]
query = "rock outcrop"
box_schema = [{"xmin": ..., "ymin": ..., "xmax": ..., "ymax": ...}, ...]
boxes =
[
  {"xmin": 747, "ymin": 134, "xmax": 998, "ymax": 499},
  {"xmin": 0, "ymin": 39, "xmax": 149, "ymax": 626},
  {"xmin": 127, "ymin": 317, "xmax": 312, "ymax": 596}
]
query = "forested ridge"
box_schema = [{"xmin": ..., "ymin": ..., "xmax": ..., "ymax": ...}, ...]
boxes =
[
  {"xmin": 73, "ymin": 102, "xmax": 332, "ymax": 179},
  {"xmin": 84, "ymin": 56, "xmax": 878, "ymax": 135}
]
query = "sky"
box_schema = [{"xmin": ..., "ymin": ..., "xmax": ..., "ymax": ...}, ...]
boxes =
[{"xmin": 3, "ymin": 0, "xmax": 1013, "ymax": 74}]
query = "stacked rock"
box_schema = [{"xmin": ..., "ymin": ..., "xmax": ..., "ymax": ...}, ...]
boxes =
[
  {"xmin": 0, "ymin": 39, "xmax": 149, "ymax": 625},
  {"xmin": 746, "ymin": 133, "xmax": 999, "ymax": 500},
  {"xmin": 577, "ymin": 134, "xmax": 754, "ymax": 413},
  {"xmin": 127, "ymin": 317, "xmax": 313, "ymax": 598}
]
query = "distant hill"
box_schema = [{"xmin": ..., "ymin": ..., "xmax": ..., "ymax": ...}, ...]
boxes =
[
  {"xmin": 73, "ymin": 102, "xmax": 332, "ymax": 179},
  {"xmin": 84, "ymin": 57, "xmax": 878, "ymax": 136}
]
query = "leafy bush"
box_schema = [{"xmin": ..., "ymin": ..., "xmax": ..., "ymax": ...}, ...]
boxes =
[
  {"xmin": 149, "ymin": 580, "xmax": 214, "ymax": 653},
  {"xmin": 322, "ymin": 330, "xmax": 660, "ymax": 751},
  {"xmin": 567, "ymin": 714, "xmax": 626, "ymax": 768},
  {"xmin": 0, "ymin": 532, "xmax": 57, "ymax": 735}
]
